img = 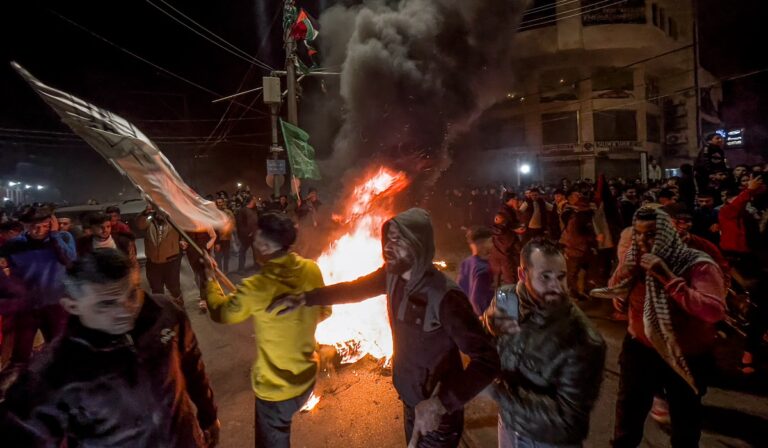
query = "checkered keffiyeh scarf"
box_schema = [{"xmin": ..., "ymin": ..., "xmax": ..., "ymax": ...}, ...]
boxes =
[{"xmin": 621, "ymin": 207, "xmax": 714, "ymax": 393}]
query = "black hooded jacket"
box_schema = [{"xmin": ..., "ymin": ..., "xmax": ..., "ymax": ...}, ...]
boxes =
[
  {"xmin": 0, "ymin": 293, "xmax": 217, "ymax": 447},
  {"xmin": 303, "ymin": 208, "xmax": 500, "ymax": 411}
]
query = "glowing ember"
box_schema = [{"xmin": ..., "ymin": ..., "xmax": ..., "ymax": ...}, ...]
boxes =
[
  {"xmin": 314, "ymin": 167, "xmax": 408, "ymax": 365},
  {"xmin": 433, "ymin": 260, "xmax": 448, "ymax": 270},
  {"xmin": 300, "ymin": 391, "xmax": 321, "ymax": 412}
]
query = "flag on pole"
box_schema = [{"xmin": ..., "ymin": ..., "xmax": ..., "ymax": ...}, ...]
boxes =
[
  {"xmin": 290, "ymin": 8, "xmax": 320, "ymax": 73},
  {"xmin": 280, "ymin": 119, "xmax": 321, "ymax": 180},
  {"xmin": 12, "ymin": 62, "xmax": 230, "ymax": 232}
]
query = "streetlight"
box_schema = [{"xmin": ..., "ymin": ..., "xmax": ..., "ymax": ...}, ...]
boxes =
[
  {"xmin": 8, "ymin": 181, "xmax": 17, "ymax": 187},
  {"xmin": 519, "ymin": 164, "xmax": 531, "ymax": 175},
  {"xmin": 24, "ymin": 184, "xmax": 32, "ymax": 189},
  {"xmin": 36, "ymin": 185, "xmax": 45, "ymax": 190},
  {"xmin": 236, "ymin": 182, "xmax": 243, "ymax": 188}
]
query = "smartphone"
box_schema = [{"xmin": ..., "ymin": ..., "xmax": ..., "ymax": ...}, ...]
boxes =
[{"xmin": 494, "ymin": 285, "xmax": 520, "ymax": 321}]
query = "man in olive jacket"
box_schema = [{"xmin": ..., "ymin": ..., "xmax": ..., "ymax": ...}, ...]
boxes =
[{"xmin": 484, "ymin": 238, "xmax": 606, "ymax": 448}]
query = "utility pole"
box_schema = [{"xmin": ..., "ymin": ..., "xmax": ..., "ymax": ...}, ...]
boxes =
[
  {"xmin": 692, "ymin": 0, "xmax": 702, "ymax": 151},
  {"xmin": 283, "ymin": 0, "xmax": 301, "ymax": 201}
]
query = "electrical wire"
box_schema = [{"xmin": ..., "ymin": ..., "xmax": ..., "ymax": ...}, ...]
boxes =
[
  {"xmin": 520, "ymin": 0, "xmax": 617, "ymax": 27},
  {"xmin": 145, "ymin": 0, "xmax": 274, "ymax": 71},
  {"xmin": 205, "ymin": 3, "xmax": 282, "ymax": 145},
  {"xmin": 519, "ymin": 0, "xmax": 630, "ymax": 31},
  {"xmin": 48, "ymin": 9, "xmax": 268, "ymax": 116},
  {"xmin": 524, "ymin": 0, "xmax": 582, "ymax": 16}
]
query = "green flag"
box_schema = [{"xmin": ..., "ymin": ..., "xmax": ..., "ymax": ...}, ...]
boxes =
[{"xmin": 280, "ymin": 119, "xmax": 321, "ymax": 180}]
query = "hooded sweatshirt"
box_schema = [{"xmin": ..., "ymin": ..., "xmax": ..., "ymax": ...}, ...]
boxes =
[
  {"xmin": 303, "ymin": 208, "xmax": 499, "ymax": 412},
  {"xmin": 205, "ymin": 252, "xmax": 330, "ymax": 401}
]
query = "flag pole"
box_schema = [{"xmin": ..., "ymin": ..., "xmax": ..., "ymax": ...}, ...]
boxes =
[{"xmin": 144, "ymin": 197, "xmax": 237, "ymax": 292}]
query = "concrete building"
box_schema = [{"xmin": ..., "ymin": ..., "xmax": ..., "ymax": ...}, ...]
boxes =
[{"xmin": 463, "ymin": 0, "xmax": 722, "ymax": 184}]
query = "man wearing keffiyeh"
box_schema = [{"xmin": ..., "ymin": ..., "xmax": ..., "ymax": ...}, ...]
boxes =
[{"xmin": 609, "ymin": 207, "xmax": 726, "ymax": 448}]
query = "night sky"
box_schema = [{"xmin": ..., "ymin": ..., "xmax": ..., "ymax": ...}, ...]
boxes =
[{"xmin": 1, "ymin": 0, "xmax": 765, "ymax": 202}]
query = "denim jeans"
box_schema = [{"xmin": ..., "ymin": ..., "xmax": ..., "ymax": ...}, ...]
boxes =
[{"xmin": 254, "ymin": 386, "xmax": 313, "ymax": 448}]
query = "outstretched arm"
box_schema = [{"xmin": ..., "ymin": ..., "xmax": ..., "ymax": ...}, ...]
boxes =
[{"xmin": 268, "ymin": 266, "xmax": 387, "ymax": 315}]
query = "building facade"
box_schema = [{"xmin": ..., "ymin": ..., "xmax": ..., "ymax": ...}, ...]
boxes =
[{"xmin": 464, "ymin": 0, "xmax": 721, "ymax": 183}]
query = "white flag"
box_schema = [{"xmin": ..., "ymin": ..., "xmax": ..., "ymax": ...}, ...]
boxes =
[{"xmin": 13, "ymin": 62, "xmax": 229, "ymax": 232}]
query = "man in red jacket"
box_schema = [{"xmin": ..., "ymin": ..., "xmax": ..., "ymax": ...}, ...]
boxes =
[
  {"xmin": 719, "ymin": 176, "xmax": 763, "ymax": 256},
  {"xmin": 609, "ymin": 207, "xmax": 725, "ymax": 448}
]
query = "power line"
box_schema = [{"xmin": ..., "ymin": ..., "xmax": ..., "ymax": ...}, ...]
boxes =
[
  {"xmin": 519, "ymin": 0, "xmax": 630, "ymax": 31},
  {"xmin": 145, "ymin": 0, "xmax": 274, "ymax": 72},
  {"xmin": 520, "ymin": 0, "xmax": 617, "ymax": 28},
  {"xmin": 524, "ymin": 0, "xmax": 582, "ymax": 16},
  {"xmin": 206, "ymin": 3, "xmax": 282, "ymax": 145},
  {"xmin": 48, "ymin": 9, "xmax": 268, "ymax": 116}
]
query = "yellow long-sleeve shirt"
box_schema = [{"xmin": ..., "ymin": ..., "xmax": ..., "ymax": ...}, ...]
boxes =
[{"xmin": 206, "ymin": 252, "xmax": 330, "ymax": 401}]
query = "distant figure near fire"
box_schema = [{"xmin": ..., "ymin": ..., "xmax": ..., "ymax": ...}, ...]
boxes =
[{"xmin": 269, "ymin": 207, "xmax": 500, "ymax": 448}]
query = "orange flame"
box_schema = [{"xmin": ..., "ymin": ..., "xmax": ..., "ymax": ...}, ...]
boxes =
[
  {"xmin": 300, "ymin": 391, "xmax": 321, "ymax": 412},
  {"xmin": 314, "ymin": 168, "xmax": 408, "ymax": 364}
]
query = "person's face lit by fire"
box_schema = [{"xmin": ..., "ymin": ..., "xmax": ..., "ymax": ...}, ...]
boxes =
[
  {"xmin": 696, "ymin": 196, "xmax": 714, "ymax": 209},
  {"xmin": 740, "ymin": 175, "xmax": 751, "ymax": 190},
  {"xmin": 634, "ymin": 219, "xmax": 657, "ymax": 255},
  {"xmin": 59, "ymin": 217, "xmax": 72, "ymax": 232},
  {"xmin": 518, "ymin": 249, "xmax": 567, "ymax": 306},
  {"xmin": 108, "ymin": 212, "xmax": 120, "ymax": 226},
  {"xmin": 27, "ymin": 219, "xmax": 51, "ymax": 240},
  {"xmin": 567, "ymin": 191, "xmax": 582, "ymax": 206},
  {"xmin": 673, "ymin": 216, "xmax": 692, "ymax": 240},
  {"xmin": 554, "ymin": 193, "xmax": 565, "ymax": 204},
  {"xmin": 62, "ymin": 273, "xmax": 143, "ymax": 335},
  {"xmin": 92, "ymin": 221, "xmax": 112, "ymax": 241},
  {"xmin": 384, "ymin": 224, "xmax": 415, "ymax": 276},
  {"xmin": 215, "ymin": 199, "xmax": 226, "ymax": 210}
]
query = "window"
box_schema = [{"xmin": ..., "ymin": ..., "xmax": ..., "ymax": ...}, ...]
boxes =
[
  {"xmin": 658, "ymin": 8, "xmax": 666, "ymax": 31},
  {"xmin": 594, "ymin": 110, "xmax": 638, "ymax": 141},
  {"xmin": 668, "ymin": 18, "xmax": 678, "ymax": 40},
  {"xmin": 592, "ymin": 67, "xmax": 635, "ymax": 99},
  {"xmin": 521, "ymin": 0, "xmax": 557, "ymax": 31},
  {"xmin": 542, "ymin": 112, "xmax": 579, "ymax": 145},
  {"xmin": 652, "ymin": 3, "xmax": 659, "ymax": 26},
  {"xmin": 646, "ymin": 113, "xmax": 661, "ymax": 143}
]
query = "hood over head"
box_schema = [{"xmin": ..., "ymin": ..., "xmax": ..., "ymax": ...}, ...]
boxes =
[{"xmin": 382, "ymin": 207, "xmax": 435, "ymax": 288}]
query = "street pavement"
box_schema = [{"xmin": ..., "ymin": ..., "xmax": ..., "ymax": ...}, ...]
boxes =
[{"xmin": 170, "ymin": 253, "xmax": 768, "ymax": 448}]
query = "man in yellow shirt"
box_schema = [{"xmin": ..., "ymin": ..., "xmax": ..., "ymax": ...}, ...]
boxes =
[{"xmin": 205, "ymin": 212, "xmax": 330, "ymax": 447}]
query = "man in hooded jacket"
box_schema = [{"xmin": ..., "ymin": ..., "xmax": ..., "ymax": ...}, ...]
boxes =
[{"xmin": 269, "ymin": 208, "xmax": 500, "ymax": 447}]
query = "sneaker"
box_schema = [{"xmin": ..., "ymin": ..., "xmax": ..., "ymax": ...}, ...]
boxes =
[{"xmin": 650, "ymin": 396, "xmax": 671, "ymax": 425}]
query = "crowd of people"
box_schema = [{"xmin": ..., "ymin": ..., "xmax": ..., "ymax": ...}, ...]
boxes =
[{"xmin": 0, "ymin": 132, "xmax": 765, "ymax": 447}]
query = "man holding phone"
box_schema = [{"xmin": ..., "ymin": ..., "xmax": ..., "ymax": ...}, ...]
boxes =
[{"xmin": 484, "ymin": 238, "xmax": 606, "ymax": 448}]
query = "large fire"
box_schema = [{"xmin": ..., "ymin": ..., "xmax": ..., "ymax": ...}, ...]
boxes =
[{"xmin": 314, "ymin": 167, "xmax": 409, "ymax": 365}]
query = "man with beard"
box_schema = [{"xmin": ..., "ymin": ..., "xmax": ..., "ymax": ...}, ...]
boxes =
[
  {"xmin": 268, "ymin": 208, "xmax": 499, "ymax": 447},
  {"xmin": 484, "ymin": 238, "xmax": 606, "ymax": 447},
  {"xmin": 1, "ymin": 249, "xmax": 219, "ymax": 447},
  {"xmin": 606, "ymin": 208, "xmax": 725, "ymax": 447}
]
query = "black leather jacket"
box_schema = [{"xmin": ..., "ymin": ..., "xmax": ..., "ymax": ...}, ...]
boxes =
[
  {"xmin": 485, "ymin": 285, "xmax": 606, "ymax": 445},
  {"xmin": 1, "ymin": 293, "xmax": 217, "ymax": 447}
]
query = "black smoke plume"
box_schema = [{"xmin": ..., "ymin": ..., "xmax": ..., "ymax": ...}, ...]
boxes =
[{"xmin": 309, "ymin": 0, "xmax": 530, "ymax": 192}]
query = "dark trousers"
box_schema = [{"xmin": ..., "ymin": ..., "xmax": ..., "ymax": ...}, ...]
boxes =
[
  {"xmin": 254, "ymin": 386, "xmax": 313, "ymax": 448},
  {"xmin": 186, "ymin": 249, "xmax": 211, "ymax": 301},
  {"xmin": 146, "ymin": 256, "xmax": 183, "ymax": 303},
  {"xmin": 566, "ymin": 254, "xmax": 590, "ymax": 297},
  {"xmin": 403, "ymin": 403, "xmax": 464, "ymax": 448},
  {"xmin": 499, "ymin": 416, "xmax": 581, "ymax": 448},
  {"xmin": 10, "ymin": 304, "xmax": 67, "ymax": 365},
  {"xmin": 238, "ymin": 237, "xmax": 257, "ymax": 272},
  {"xmin": 613, "ymin": 336, "xmax": 710, "ymax": 448},
  {"xmin": 214, "ymin": 240, "xmax": 231, "ymax": 274}
]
